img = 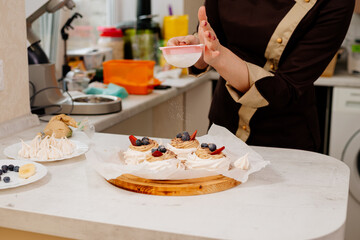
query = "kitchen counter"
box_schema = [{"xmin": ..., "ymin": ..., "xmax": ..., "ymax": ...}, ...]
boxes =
[
  {"xmin": 39, "ymin": 73, "xmax": 211, "ymax": 133},
  {"xmin": 37, "ymin": 68, "xmax": 359, "ymax": 138},
  {"xmin": 0, "ymin": 127, "xmax": 350, "ymax": 240},
  {"xmin": 316, "ymin": 70, "xmax": 360, "ymax": 88}
]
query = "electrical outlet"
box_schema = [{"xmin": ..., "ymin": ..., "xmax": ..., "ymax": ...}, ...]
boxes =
[{"xmin": 0, "ymin": 59, "xmax": 3, "ymax": 91}]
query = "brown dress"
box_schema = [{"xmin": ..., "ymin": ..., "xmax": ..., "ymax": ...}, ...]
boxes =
[{"xmin": 194, "ymin": 0, "xmax": 354, "ymax": 151}]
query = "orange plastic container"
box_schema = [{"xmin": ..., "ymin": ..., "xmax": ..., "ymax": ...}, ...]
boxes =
[{"xmin": 103, "ymin": 60, "xmax": 160, "ymax": 95}]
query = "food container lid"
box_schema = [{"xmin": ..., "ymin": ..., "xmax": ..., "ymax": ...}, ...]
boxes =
[{"xmin": 98, "ymin": 27, "xmax": 123, "ymax": 38}]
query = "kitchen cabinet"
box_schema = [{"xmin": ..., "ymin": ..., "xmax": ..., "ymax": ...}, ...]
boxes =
[{"xmin": 101, "ymin": 78, "xmax": 212, "ymax": 138}]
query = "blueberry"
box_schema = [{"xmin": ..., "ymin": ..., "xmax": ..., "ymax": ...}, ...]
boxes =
[
  {"xmin": 3, "ymin": 176, "xmax": 10, "ymax": 183},
  {"xmin": 14, "ymin": 166, "xmax": 19, "ymax": 172},
  {"xmin": 151, "ymin": 148, "xmax": 157, "ymax": 153},
  {"xmin": 182, "ymin": 133, "xmax": 190, "ymax": 141},
  {"xmin": 141, "ymin": 138, "xmax": 150, "ymax": 145},
  {"xmin": 8, "ymin": 164, "xmax": 14, "ymax": 171},
  {"xmin": 135, "ymin": 139, "xmax": 143, "ymax": 146},
  {"xmin": 1, "ymin": 165, "xmax": 8, "ymax": 173},
  {"xmin": 208, "ymin": 143, "xmax": 217, "ymax": 152},
  {"xmin": 0, "ymin": 169, "xmax": 2, "ymax": 175},
  {"xmin": 176, "ymin": 133, "xmax": 182, "ymax": 138},
  {"xmin": 183, "ymin": 131, "xmax": 190, "ymax": 137},
  {"xmin": 201, "ymin": 143, "xmax": 209, "ymax": 148},
  {"xmin": 158, "ymin": 145, "xmax": 166, "ymax": 153}
]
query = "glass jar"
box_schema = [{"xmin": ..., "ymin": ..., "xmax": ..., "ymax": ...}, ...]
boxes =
[{"xmin": 97, "ymin": 27, "xmax": 124, "ymax": 60}]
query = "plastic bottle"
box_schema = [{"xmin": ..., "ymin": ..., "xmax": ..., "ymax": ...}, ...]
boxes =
[{"xmin": 97, "ymin": 27, "xmax": 124, "ymax": 60}]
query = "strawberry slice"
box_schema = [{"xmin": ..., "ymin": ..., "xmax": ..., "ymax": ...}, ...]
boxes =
[
  {"xmin": 152, "ymin": 150, "xmax": 163, "ymax": 157},
  {"xmin": 190, "ymin": 130, "xmax": 198, "ymax": 140},
  {"xmin": 210, "ymin": 146, "xmax": 225, "ymax": 155},
  {"xmin": 129, "ymin": 135, "xmax": 137, "ymax": 146}
]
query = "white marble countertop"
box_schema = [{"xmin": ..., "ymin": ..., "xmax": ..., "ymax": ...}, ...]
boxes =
[{"xmin": 0, "ymin": 127, "xmax": 350, "ymax": 240}]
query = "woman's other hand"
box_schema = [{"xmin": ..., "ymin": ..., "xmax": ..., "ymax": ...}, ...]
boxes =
[
  {"xmin": 198, "ymin": 6, "xmax": 222, "ymax": 67},
  {"xmin": 196, "ymin": 6, "xmax": 249, "ymax": 92}
]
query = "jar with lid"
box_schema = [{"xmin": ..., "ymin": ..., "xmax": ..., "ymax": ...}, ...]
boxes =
[{"xmin": 97, "ymin": 27, "xmax": 124, "ymax": 60}]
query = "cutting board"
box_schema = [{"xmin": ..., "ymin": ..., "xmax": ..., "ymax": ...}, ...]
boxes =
[{"xmin": 108, "ymin": 174, "xmax": 241, "ymax": 196}]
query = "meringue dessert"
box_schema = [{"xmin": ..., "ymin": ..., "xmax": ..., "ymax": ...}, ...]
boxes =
[
  {"xmin": 142, "ymin": 145, "xmax": 183, "ymax": 171},
  {"xmin": 167, "ymin": 130, "xmax": 199, "ymax": 161},
  {"xmin": 43, "ymin": 114, "xmax": 77, "ymax": 138},
  {"xmin": 234, "ymin": 153, "xmax": 250, "ymax": 170},
  {"xmin": 123, "ymin": 135, "xmax": 159, "ymax": 165},
  {"xmin": 185, "ymin": 143, "xmax": 230, "ymax": 171},
  {"xmin": 18, "ymin": 134, "xmax": 75, "ymax": 160}
]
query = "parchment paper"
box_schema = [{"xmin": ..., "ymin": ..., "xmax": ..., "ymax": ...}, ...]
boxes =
[{"xmin": 87, "ymin": 124, "xmax": 270, "ymax": 183}]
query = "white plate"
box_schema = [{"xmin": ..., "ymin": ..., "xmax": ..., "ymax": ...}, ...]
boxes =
[
  {"xmin": 3, "ymin": 140, "xmax": 89, "ymax": 162},
  {"xmin": 0, "ymin": 160, "xmax": 47, "ymax": 190}
]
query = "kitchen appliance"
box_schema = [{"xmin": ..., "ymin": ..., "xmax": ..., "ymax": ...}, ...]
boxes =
[
  {"xmin": 348, "ymin": 41, "xmax": 360, "ymax": 74},
  {"xmin": 329, "ymin": 87, "xmax": 360, "ymax": 240},
  {"xmin": 67, "ymin": 47, "xmax": 112, "ymax": 70},
  {"xmin": 26, "ymin": 0, "xmax": 122, "ymax": 115},
  {"xmin": 117, "ymin": 0, "xmax": 161, "ymax": 62}
]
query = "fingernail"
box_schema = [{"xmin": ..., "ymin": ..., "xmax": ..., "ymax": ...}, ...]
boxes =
[
  {"xmin": 213, "ymin": 36, "xmax": 216, "ymax": 40},
  {"xmin": 204, "ymin": 21, "xmax": 207, "ymax": 26},
  {"xmin": 208, "ymin": 32, "xmax": 211, "ymax": 38}
]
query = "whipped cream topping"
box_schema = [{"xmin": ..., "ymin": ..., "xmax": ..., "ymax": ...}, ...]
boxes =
[
  {"xmin": 170, "ymin": 138, "xmax": 199, "ymax": 149},
  {"xmin": 145, "ymin": 149, "xmax": 176, "ymax": 162},
  {"xmin": 195, "ymin": 147, "xmax": 225, "ymax": 159},
  {"xmin": 185, "ymin": 150, "xmax": 230, "ymax": 171},
  {"xmin": 166, "ymin": 143, "xmax": 197, "ymax": 161},
  {"xmin": 234, "ymin": 153, "xmax": 250, "ymax": 170},
  {"xmin": 18, "ymin": 134, "xmax": 75, "ymax": 160},
  {"xmin": 129, "ymin": 139, "xmax": 158, "ymax": 152}
]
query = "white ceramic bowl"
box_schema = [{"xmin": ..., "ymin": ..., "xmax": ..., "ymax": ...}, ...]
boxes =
[{"xmin": 159, "ymin": 44, "xmax": 204, "ymax": 68}]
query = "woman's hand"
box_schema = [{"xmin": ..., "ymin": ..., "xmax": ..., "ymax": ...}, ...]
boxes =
[
  {"xmin": 167, "ymin": 35, "xmax": 200, "ymax": 46},
  {"xmin": 167, "ymin": 35, "xmax": 208, "ymax": 70},
  {"xmin": 197, "ymin": 6, "xmax": 222, "ymax": 67}
]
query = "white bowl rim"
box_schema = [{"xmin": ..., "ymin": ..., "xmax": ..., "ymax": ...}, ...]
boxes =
[{"xmin": 159, "ymin": 44, "xmax": 204, "ymax": 50}]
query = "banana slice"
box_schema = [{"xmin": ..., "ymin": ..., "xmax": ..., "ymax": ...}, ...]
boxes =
[{"xmin": 19, "ymin": 163, "xmax": 36, "ymax": 179}]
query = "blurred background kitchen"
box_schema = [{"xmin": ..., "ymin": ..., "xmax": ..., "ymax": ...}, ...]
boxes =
[{"xmin": 1, "ymin": 0, "xmax": 360, "ymax": 239}]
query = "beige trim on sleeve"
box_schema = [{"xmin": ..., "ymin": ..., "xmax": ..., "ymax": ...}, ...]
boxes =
[
  {"xmin": 246, "ymin": 61, "xmax": 275, "ymax": 86},
  {"xmin": 225, "ymin": 61, "xmax": 273, "ymax": 108},
  {"xmin": 264, "ymin": 0, "xmax": 317, "ymax": 72},
  {"xmin": 235, "ymin": 106, "xmax": 257, "ymax": 142}
]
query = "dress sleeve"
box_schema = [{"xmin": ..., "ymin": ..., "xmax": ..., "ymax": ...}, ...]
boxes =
[
  {"xmin": 226, "ymin": 0, "xmax": 354, "ymax": 110},
  {"xmin": 187, "ymin": 65, "xmax": 212, "ymax": 77}
]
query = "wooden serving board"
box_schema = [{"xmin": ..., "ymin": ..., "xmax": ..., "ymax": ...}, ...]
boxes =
[{"xmin": 108, "ymin": 174, "xmax": 241, "ymax": 196}]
